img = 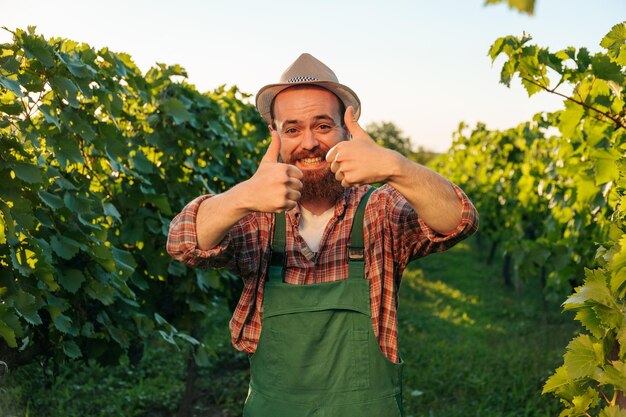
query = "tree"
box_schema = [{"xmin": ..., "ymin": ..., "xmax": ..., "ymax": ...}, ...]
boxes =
[
  {"xmin": 0, "ymin": 27, "xmax": 268, "ymax": 375},
  {"xmin": 365, "ymin": 121, "xmax": 438, "ymax": 165}
]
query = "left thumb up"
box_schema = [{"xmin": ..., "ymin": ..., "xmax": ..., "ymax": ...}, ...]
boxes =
[{"xmin": 344, "ymin": 106, "xmax": 372, "ymax": 142}]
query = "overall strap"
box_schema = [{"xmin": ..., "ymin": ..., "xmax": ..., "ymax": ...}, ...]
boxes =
[
  {"xmin": 347, "ymin": 187, "xmax": 375, "ymax": 280},
  {"xmin": 268, "ymin": 212, "xmax": 286, "ymax": 281},
  {"xmin": 268, "ymin": 187, "xmax": 375, "ymax": 282}
]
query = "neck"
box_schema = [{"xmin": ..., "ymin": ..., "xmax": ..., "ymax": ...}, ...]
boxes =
[{"xmin": 300, "ymin": 197, "xmax": 335, "ymax": 216}]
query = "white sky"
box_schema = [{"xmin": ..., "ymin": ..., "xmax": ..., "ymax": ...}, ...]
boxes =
[{"xmin": 2, "ymin": 0, "xmax": 625, "ymax": 152}]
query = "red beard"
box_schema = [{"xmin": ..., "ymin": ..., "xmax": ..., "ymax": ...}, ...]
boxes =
[{"xmin": 286, "ymin": 148, "xmax": 345, "ymax": 203}]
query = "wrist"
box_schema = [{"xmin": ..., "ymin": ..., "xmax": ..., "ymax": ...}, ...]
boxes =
[
  {"xmin": 227, "ymin": 180, "xmax": 256, "ymax": 217},
  {"xmin": 384, "ymin": 149, "xmax": 408, "ymax": 184}
]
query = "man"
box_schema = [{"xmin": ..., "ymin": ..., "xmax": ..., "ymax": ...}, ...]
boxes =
[{"xmin": 167, "ymin": 53, "xmax": 478, "ymax": 416}]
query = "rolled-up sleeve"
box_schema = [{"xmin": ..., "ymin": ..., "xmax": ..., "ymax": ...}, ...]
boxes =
[
  {"xmin": 167, "ymin": 195, "xmax": 234, "ymax": 269},
  {"xmin": 415, "ymin": 183, "xmax": 479, "ymax": 244},
  {"xmin": 379, "ymin": 183, "xmax": 479, "ymax": 267}
]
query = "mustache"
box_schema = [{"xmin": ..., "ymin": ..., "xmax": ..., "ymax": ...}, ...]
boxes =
[{"xmin": 288, "ymin": 148, "xmax": 328, "ymax": 163}]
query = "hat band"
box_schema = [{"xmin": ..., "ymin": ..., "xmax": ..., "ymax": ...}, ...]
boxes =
[{"xmin": 285, "ymin": 76, "xmax": 320, "ymax": 83}]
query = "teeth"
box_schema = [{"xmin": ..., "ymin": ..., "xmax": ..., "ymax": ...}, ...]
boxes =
[{"xmin": 301, "ymin": 157, "xmax": 322, "ymax": 164}]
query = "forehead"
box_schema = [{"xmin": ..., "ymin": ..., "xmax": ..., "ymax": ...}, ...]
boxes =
[{"xmin": 273, "ymin": 86, "xmax": 342, "ymax": 123}]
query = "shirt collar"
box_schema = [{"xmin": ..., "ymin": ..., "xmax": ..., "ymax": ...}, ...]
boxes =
[{"xmin": 287, "ymin": 188, "xmax": 353, "ymax": 226}]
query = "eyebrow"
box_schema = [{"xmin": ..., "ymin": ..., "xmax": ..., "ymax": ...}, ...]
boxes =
[{"xmin": 282, "ymin": 115, "xmax": 337, "ymax": 126}]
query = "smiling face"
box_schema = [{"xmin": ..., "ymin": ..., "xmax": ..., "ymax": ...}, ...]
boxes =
[
  {"xmin": 273, "ymin": 86, "xmax": 347, "ymax": 166},
  {"xmin": 272, "ymin": 86, "xmax": 347, "ymax": 204}
]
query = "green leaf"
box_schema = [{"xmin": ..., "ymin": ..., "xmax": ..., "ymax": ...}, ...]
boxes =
[
  {"xmin": 592, "ymin": 304, "xmax": 623, "ymax": 329},
  {"xmin": 48, "ymin": 135, "xmax": 84, "ymax": 169},
  {"xmin": 0, "ymin": 201, "xmax": 18, "ymax": 245},
  {"xmin": 58, "ymin": 269, "xmax": 85, "ymax": 293},
  {"xmin": 0, "ymin": 75, "xmax": 23, "ymax": 96},
  {"xmin": 600, "ymin": 22, "xmax": 626, "ymax": 66},
  {"xmin": 0, "ymin": 306, "xmax": 23, "ymax": 337},
  {"xmin": 610, "ymin": 235, "xmax": 626, "ymax": 266},
  {"xmin": 158, "ymin": 329, "xmax": 178, "ymax": 346},
  {"xmin": 569, "ymin": 388, "xmax": 600, "ymax": 416},
  {"xmin": 558, "ymin": 102, "xmax": 585, "ymax": 138},
  {"xmin": 196, "ymin": 269, "xmax": 221, "ymax": 292},
  {"xmin": 57, "ymin": 52, "xmax": 95, "ymax": 79},
  {"xmin": 500, "ymin": 60, "xmax": 516, "ymax": 87},
  {"xmin": 162, "ymin": 98, "xmax": 192, "ymax": 124},
  {"xmin": 593, "ymin": 148, "xmax": 620, "ymax": 185},
  {"xmin": 85, "ymin": 279, "xmax": 116, "ymax": 305},
  {"xmin": 0, "ymin": 100, "xmax": 23, "ymax": 116},
  {"xmin": 151, "ymin": 194, "xmax": 173, "ymax": 216},
  {"xmin": 111, "ymin": 248, "xmax": 137, "ymax": 277},
  {"xmin": 50, "ymin": 76, "xmax": 79, "ymax": 108},
  {"xmin": 591, "ymin": 54, "xmax": 624, "ymax": 84},
  {"xmin": 542, "ymin": 365, "xmax": 570, "ymax": 394},
  {"xmin": 154, "ymin": 313, "xmax": 168, "ymax": 326},
  {"xmin": 194, "ymin": 345, "xmax": 212, "ymax": 367},
  {"xmin": 600, "ymin": 405, "xmax": 626, "ymax": 417},
  {"xmin": 103, "ymin": 202, "xmax": 121, "ymax": 222},
  {"xmin": 564, "ymin": 334, "xmax": 601, "ymax": 379},
  {"xmin": 176, "ymin": 332, "xmax": 200, "ymax": 346},
  {"xmin": 38, "ymin": 190, "xmax": 65, "ymax": 210},
  {"xmin": 563, "ymin": 269, "xmax": 614, "ymax": 309},
  {"xmin": 39, "ymin": 105, "xmax": 61, "ymax": 130},
  {"xmin": 488, "ymin": 37, "xmax": 506, "ymax": 61},
  {"xmin": 575, "ymin": 308, "xmax": 603, "ymax": 338},
  {"xmin": 107, "ymin": 326, "xmax": 129, "ymax": 348},
  {"xmin": 14, "ymin": 290, "xmax": 42, "ymax": 325},
  {"xmin": 62, "ymin": 340, "xmax": 82, "ymax": 359},
  {"xmin": 22, "ymin": 34, "xmax": 55, "ymax": 67},
  {"xmin": 131, "ymin": 151, "xmax": 155, "ymax": 174},
  {"xmin": 12, "ymin": 162, "xmax": 43, "ymax": 184},
  {"xmin": 53, "ymin": 313, "xmax": 74, "ymax": 334},
  {"xmin": 90, "ymin": 244, "xmax": 116, "ymax": 272},
  {"xmin": 596, "ymin": 361, "xmax": 626, "ymax": 391},
  {"xmin": 63, "ymin": 192, "xmax": 91, "ymax": 213},
  {"xmin": 618, "ymin": 326, "xmax": 626, "ymax": 359},
  {"xmin": 484, "ymin": 0, "xmax": 535, "ymax": 15},
  {"xmin": 0, "ymin": 321, "xmax": 17, "ymax": 348},
  {"xmin": 51, "ymin": 235, "xmax": 80, "ymax": 260}
]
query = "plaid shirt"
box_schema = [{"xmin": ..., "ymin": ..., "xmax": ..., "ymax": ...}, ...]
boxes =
[{"xmin": 167, "ymin": 184, "xmax": 478, "ymax": 363}]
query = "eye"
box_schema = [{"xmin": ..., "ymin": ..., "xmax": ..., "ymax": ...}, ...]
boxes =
[
  {"xmin": 317, "ymin": 124, "xmax": 332, "ymax": 131},
  {"xmin": 284, "ymin": 127, "xmax": 298, "ymax": 135}
]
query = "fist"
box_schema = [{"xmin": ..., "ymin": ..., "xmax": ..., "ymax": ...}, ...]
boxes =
[
  {"xmin": 246, "ymin": 129, "xmax": 303, "ymax": 213},
  {"xmin": 326, "ymin": 106, "xmax": 395, "ymax": 187}
]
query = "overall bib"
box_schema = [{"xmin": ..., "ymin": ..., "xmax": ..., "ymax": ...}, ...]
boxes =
[{"xmin": 244, "ymin": 189, "xmax": 404, "ymax": 417}]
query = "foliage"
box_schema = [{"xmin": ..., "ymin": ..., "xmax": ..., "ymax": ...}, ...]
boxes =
[
  {"xmin": 0, "ymin": 26, "xmax": 268, "ymax": 369},
  {"xmin": 5, "ymin": 242, "xmax": 575, "ymax": 417},
  {"xmin": 7, "ymin": 340, "xmax": 185, "ymax": 417},
  {"xmin": 434, "ymin": 22, "xmax": 626, "ymax": 416},
  {"xmin": 484, "ymin": 0, "xmax": 535, "ymax": 15},
  {"xmin": 365, "ymin": 120, "xmax": 438, "ymax": 165}
]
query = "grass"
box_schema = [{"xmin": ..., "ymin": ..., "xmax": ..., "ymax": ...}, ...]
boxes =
[
  {"xmin": 3, "ymin": 238, "xmax": 577, "ymax": 416},
  {"xmin": 399, "ymin": 237, "xmax": 576, "ymax": 417}
]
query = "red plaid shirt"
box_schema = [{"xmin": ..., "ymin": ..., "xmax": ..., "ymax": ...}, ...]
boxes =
[{"xmin": 167, "ymin": 184, "xmax": 478, "ymax": 363}]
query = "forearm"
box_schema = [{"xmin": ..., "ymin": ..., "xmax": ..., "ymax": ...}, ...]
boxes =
[
  {"xmin": 385, "ymin": 152, "xmax": 462, "ymax": 234},
  {"xmin": 196, "ymin": 182, "xmax": 252, "ymax": 250}
]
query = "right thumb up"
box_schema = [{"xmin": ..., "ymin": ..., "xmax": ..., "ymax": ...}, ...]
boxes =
[{"xmin": 260, "ymin": 128, "xmax": 281, "ymax": 164}]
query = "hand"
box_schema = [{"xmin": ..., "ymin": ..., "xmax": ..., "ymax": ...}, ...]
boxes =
[
  {"xmin": 325, "ymin": 106, "xmax": 397, "ymax": 187},
  {"xmin": 243, "ymin": 129, "xmax": 303, "ymax": 213}
]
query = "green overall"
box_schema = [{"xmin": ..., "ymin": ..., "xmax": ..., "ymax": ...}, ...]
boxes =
[{"xmin": 244, "ymin": 189, "xmax": 404, "ymax": 417}]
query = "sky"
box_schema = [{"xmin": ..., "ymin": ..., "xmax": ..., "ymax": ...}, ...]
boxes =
[{"xmin": 2, "ymin": 0, "xmax": 625, "ymax": 152}]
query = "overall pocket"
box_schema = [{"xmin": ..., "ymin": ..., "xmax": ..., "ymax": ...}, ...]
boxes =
[{"xmin": 269, "ymin": 310, "xmax": 369, "ymax": 392}]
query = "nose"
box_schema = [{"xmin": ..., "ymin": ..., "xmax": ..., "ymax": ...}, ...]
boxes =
[{"xmin": 301, "ymin": 128, "xmax": 319, "ymax": 150}]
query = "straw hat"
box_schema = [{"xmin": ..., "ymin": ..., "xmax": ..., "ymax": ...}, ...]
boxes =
[{"xmin": 255, "ymin": 53, "xmax": 361, "ymax": 124}]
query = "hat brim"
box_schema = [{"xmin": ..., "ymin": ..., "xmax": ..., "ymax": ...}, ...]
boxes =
[{"xmin": 255, "ymin": 81, "xmax": 361, "ymax": 125}]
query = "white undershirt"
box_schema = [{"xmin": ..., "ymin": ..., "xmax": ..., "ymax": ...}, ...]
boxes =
[{"xmin": 299, "ymin": 205, "xmax": 335, "ymax": 253}]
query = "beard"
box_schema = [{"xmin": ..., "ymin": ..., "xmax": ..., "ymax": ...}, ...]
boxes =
[{"xmin": 285, "ymin": 148, "xmax": 345, "ymax": 204}]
